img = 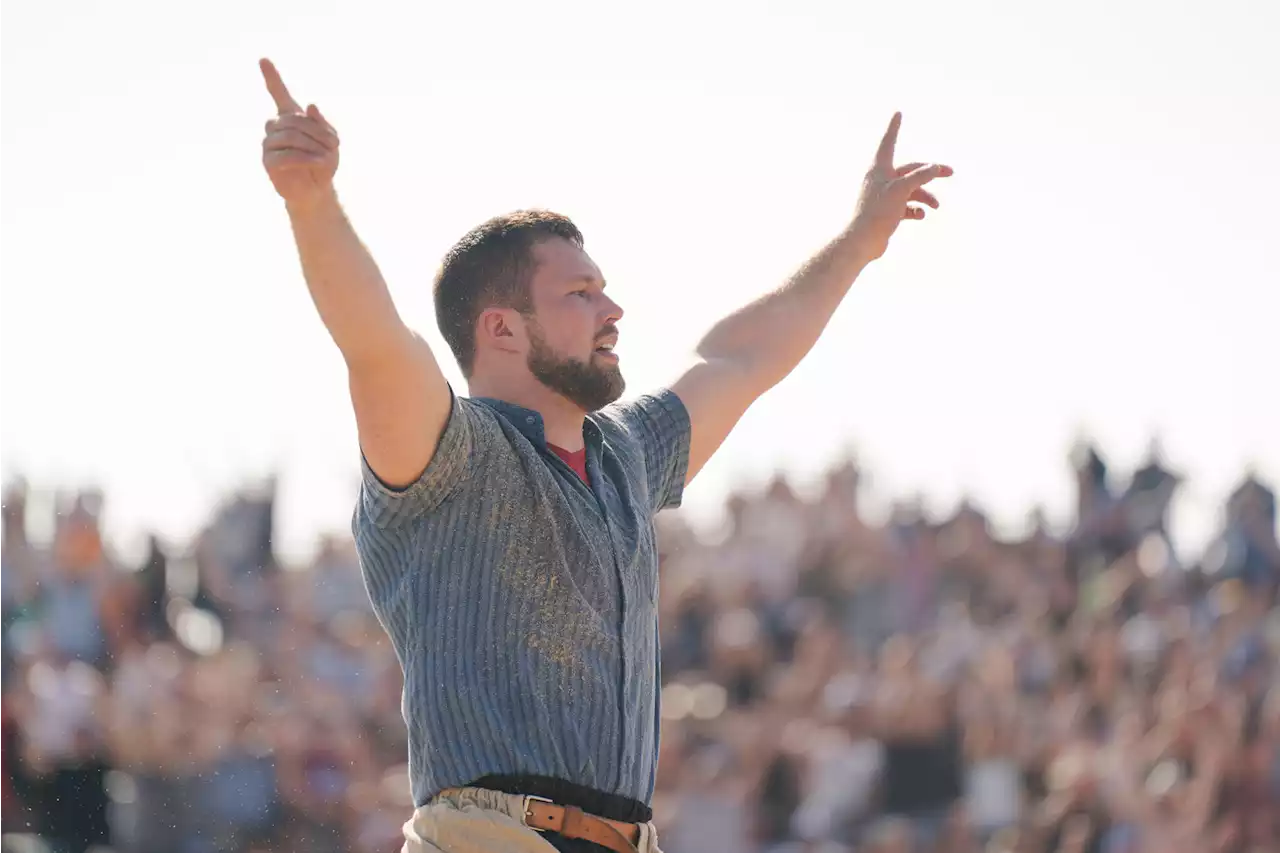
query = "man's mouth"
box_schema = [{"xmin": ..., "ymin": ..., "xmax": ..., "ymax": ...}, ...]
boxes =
[{"xmin": 594, "ymin": 336, "xmax": 618, "ymax": 359}]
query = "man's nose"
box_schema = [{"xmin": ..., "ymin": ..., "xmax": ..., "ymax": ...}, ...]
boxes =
[{"xmin": 602, "ymin": 294, "xmax": 624, "ymax": 323}]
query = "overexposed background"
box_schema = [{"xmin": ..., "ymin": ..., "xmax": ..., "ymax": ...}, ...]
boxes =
[{"xmin": 3, "ymin": 0, "xmax": 1277, "ymax": 561}]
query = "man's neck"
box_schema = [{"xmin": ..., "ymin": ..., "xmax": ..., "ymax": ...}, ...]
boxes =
[{"xmin": 467, "ymin": 377, "xmax": 587, "ymax": 451}]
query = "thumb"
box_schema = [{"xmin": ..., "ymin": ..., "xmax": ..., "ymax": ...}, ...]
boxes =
[
  {"xmin": 307, "ymin": 104, "xmax": 336, "ymax": 135},
  {"xmin": 900, "ymin": 163, "xmax": 954, "ymax": 188}
]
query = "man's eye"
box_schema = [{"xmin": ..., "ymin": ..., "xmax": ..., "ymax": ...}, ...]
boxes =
[{"xmin": 571, "ymin": 290, "xmax": 590, "ymax": 298}]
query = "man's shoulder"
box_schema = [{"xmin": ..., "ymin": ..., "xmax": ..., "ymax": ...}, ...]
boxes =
[
  {"xmin": 453, "ymin": 393, "xmax": 498, "ymax": 422},
  {"xmin": 593, "ymin": 389, "xmax": 691, "ymax": 454},
  {"xmin": 451, "ymin": 394, "xmax": 524, "ymax": 448},
  {"xmin": 351, "ymin": 393, "xmax": 529, "ymax": 536},
  {"xmin": 590, "ymin": 396, "xmax": 652, "ymax": 452},
  {"xmin": 429, "ymin": 394, "xmax": 549, "ymax": 481},
  {"xmin": 593, "ymin": 388, "xmax": 688, "ymax": 434}
]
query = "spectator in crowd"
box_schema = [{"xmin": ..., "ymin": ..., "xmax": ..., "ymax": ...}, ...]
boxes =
[{"xmin": 2, "ymin": 444, "xmax": 1277, "ymax": 853}]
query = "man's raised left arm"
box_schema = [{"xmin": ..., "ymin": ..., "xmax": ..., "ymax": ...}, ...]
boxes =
[{"xmin": 671, "ymin": 113, "xmax": 952, "ymax": 482}]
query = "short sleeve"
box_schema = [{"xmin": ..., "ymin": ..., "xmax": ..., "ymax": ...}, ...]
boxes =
[
  {"xmin": 357, "ymin": 388, "xmax": 478, "ymax": 530},
  {"xmin": 607, "ymin": 388, "xmax": 692, "ymax": 512}
]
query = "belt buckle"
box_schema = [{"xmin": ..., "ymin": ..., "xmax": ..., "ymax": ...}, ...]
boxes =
[{"xmin": 522, "ymin": 795, "xmax": 553, "ymax": 831}]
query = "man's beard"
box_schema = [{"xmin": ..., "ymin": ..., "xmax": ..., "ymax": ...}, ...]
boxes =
[{"xmin": 526, "ymin": 320, "xmax": 625, "ymax": 413}]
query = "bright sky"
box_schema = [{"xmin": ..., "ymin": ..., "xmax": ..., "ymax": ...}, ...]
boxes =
[{"xmin": 3, "ymin": 0, "xmax": 1277, "ymax": 564}]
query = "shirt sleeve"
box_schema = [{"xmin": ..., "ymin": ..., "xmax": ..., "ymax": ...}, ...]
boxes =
[
  {"xmin": 608, "ymin": 388, "xmax": 692, "ymax": 512},
  {"xmin": 357, "ymin": 387, "xmax": 478, "ymax": 530}
]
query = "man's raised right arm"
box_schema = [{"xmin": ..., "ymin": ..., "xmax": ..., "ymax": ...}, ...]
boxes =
[{"xmin": 259, "ymin": 59, "xmax": 450, "ymax": 490}]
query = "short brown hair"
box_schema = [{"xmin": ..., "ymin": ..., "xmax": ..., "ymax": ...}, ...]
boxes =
[{"xmin": 433, "ymin": 210, "xmax": 584, "ymax": 375}]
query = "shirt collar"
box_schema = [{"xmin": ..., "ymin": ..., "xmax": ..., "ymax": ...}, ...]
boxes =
[{"xmin": 473, "ymin": 397, "xmax": 602, "ymax": 450}]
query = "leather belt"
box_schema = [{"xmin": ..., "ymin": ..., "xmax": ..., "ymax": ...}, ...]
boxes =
[{"xmin": 522, "ymin": 795, "xmax": 640, "ymax": 853}]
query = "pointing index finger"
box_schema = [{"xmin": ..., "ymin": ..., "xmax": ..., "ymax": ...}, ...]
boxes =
[
  {"xmin": 260, "ymin": 58, "xmax": 303, "ymax": 116},
  {"xmin": 875, "ymin": 112, "xmax": 902, "ymax": 171}
]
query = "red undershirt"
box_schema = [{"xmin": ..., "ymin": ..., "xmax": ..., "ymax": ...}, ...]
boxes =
[{"xmin": 548, "ymin": 444, "xmax": 590, "ymax": 485}]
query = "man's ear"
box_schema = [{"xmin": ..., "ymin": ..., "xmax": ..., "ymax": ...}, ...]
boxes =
[{"xmin": 478, "ymin": 308, "xmax": 524, "ymax": 356}]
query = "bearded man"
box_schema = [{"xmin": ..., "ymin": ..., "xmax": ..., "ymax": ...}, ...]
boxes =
[{"xmin": 258, "ymin": 58, "xmax": 951, "ymax": 853}]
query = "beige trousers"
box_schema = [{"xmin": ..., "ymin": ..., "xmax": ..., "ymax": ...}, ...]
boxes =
[{"xmin": 402, "ymin": 787, "xmax": 662, "ymax": 853}]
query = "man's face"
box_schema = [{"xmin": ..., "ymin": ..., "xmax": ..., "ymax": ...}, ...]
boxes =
[{"xmin": 523, "ymin": 237, "xmax": 625, "ymax": 412}]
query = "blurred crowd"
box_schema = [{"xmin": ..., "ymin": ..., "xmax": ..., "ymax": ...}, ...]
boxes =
[
  {"xmin": 2, "ymin": 483, "xmax": 410, "ymax": 853},
  {"xmin": 2, "ymin": 441, "xmax": 1278, "ymax": 853}
]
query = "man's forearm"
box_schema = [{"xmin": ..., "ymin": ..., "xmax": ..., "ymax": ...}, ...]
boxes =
[
  {"xmin": 285, "ymin": 189, "xmax": 410, "ymax": 366},
  {"xmin": 696, "ymin": 227, "xmax": 871, "ymax": 392}
]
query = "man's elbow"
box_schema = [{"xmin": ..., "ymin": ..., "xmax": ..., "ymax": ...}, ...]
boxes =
[{"xmin": 697, "ymin": 331, "xmax": 807, "ymax": 396}]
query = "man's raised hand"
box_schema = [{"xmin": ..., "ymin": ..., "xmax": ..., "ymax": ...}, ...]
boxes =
[
  {"xmin": 847, "ymin": 113, "xmax": 953, "ymax": 264},
  {"xmin": 260, "ymin": 59, "xmax": 340, "ymax": 206}
]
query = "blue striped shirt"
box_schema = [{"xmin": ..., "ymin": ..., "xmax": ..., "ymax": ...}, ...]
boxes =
[{"xmin": 352, "ymin": 388, "xmax": 691, "ymax": 807}]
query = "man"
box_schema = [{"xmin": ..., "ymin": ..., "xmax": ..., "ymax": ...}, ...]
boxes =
[{"xmin": 258, "ymin": 58, "xmax": 951, "ymax": 853}]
